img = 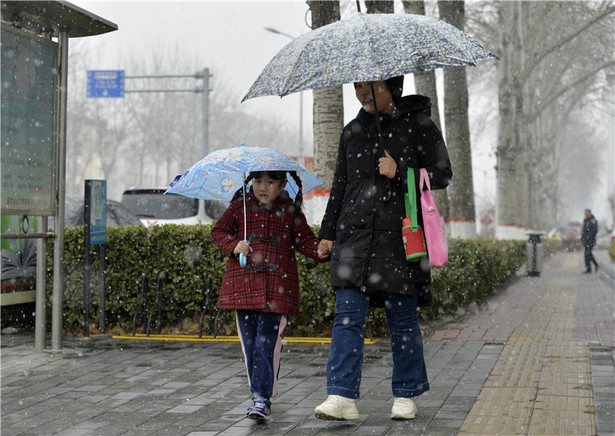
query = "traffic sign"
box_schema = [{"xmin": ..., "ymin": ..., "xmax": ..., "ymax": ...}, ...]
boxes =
[{"xmin": 87, "ymin": 70, "xmax": 124, "ymax": 98}]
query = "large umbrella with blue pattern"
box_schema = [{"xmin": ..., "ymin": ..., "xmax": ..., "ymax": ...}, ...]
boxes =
[{"xmin": 242, "ymin": 12, "xmax": 496, "ymax": 101}]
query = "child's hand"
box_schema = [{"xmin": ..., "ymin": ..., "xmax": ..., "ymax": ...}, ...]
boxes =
[
  {"xmin": 318, "ymin": 239, "xmax": 333, "ymax": 259},
  {"xmin": 233, "ymin": 240, "xmax": 251, "ymax": 256}
]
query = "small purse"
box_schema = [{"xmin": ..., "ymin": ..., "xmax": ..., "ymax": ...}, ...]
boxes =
[
  {"xmin": 419, "ymin": 168, "xmax": 448, "ymax": 267},
  {"xmin": 403, "ymin": 168, "xmax": 427, "ymax": 262}
]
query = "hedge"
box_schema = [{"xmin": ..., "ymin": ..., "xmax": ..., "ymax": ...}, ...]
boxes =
[{"xmin": 45, "ymin": 224, "xmax": 558, "ymax": 337}]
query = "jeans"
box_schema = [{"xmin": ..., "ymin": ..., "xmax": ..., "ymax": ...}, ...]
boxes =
[
  {"xmin": 236, "ymin": 310, "xmax": 287, "ymax": 398},
  {"xmin": 326, "ymin": 288, "xmax": 429, "ymax": 399}
]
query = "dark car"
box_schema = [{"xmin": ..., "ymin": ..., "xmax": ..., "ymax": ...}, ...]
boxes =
[{"xmin": 561, "ymin": 222, "xmax": 582, "ymax": 251}]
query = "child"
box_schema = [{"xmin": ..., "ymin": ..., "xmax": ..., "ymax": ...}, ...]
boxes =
[{"xmin": 211, "ymin": 170, "xmax": 325, "ymax": 420}]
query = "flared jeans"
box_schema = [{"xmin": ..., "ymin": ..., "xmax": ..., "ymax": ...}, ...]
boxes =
[{"xmin": 325, "ymin": 287, "xmax": 429, "ymax": 399}]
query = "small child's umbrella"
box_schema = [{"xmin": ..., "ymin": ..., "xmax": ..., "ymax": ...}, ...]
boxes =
[{"xmin": 166, "ymin": 143, "xmax": 326, "ymax": 267}]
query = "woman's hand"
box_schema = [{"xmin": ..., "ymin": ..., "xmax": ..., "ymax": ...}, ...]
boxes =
[
  {"xmin": 378, "ymin": 150, "xmax": 397, "ymax": 179},
  {"xmin": 233, "ymin": 240, "xmax": 251, "ymax": 256},
  {"xmin": 318, "ymin": 239, "xmax": 333, "ymax": 259}
]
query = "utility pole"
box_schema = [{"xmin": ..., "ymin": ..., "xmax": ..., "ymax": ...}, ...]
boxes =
[{"xmin": 201, "ymin": 68, "xmax": 211, "ymax": 157}]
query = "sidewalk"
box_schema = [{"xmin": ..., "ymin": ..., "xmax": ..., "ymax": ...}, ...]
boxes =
[{"xmin": 1, "ymin": 249, "xmax": 613, "ymax": 436}]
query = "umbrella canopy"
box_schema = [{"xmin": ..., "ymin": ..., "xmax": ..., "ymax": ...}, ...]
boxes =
[
  {"xmin": 243, "ymin": 13, "xmax": 496, "ymax": 101},
  {"xmin": 166, "ymin": 145, "xmax": 325, "ymax": 202}
]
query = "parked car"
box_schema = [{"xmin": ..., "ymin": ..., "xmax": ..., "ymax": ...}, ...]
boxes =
[
  {"xmin": 561, "ymin": 222, "xmax": 582, "ymax": 251},
  {"xmin": 48, "ymin": 195, "xmax": 144, "ymax": 230},
  {"xmin": 120, "ymin": 188, "xmax": 227, "ymax": 227}
]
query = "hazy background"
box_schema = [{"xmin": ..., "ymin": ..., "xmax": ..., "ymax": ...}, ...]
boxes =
[{"xmin": 66, "ymin": 0, "xmax": 613, "ymax": 229}]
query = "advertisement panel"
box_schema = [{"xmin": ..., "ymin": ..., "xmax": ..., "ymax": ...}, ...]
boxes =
[{"xmin": 0, "ymin": 24, "xmax": 57, "ymax": 215}]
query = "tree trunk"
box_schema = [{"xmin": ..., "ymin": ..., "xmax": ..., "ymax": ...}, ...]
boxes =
[
  {"xmin": 402, "ymin": 0, "xmax": 450, "ymax": 219},
  {"xmin": 308, "ymin": 0, "xmax": 343, "ymax": 222},
  {"xmin": 495, "ymin": 1, "xmax": 528, "ymax": 237},
  {"xmin": 365, "ymin": 1, "xmax": 393, "ymax": 14},
  {"xmin": 438, "ymin": 0, "xmax": 476, "ymax": 238}
]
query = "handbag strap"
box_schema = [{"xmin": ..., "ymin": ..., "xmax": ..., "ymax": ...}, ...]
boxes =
[
  {"xmin": 419, "ymin": 168, "xmax": 431, "ymax": 192},
  {"xmin": 404, "ymin": 168, "xmax": 418, "ymax": 231}
]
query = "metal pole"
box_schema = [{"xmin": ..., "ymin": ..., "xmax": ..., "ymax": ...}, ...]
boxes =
[
  {"xmin": 202, "ymin": 68, "xmax": 210, "ymax": 157},
  {"xmin": 83, "ymin": 181, "xmax": 90, "ymax": 338},
  {"xmin": 34, "ymin": 216, "xmax": 48, "ymax": 351},
  {"xmin": 99, "ymin": 244, "xmax": 106, "ymax": 333},
  {"xmin": 52, "ymin": 31, "xmax": 69, "ymax": 351}
]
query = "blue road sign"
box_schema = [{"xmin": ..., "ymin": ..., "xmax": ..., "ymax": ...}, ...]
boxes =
[{"xmin": 87, "ymin": 70, "xmax": 124, "ymax": 98}]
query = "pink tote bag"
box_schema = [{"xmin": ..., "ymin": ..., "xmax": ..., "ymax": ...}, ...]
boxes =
[{"xmin": 419, "ymin": 168, "xmax": 448, "ymax": 267}]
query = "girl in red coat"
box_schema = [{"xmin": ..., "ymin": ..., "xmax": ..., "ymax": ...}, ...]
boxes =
[{"xmin": 211, "ymin": 170, "xmax": 324, "ymax": 420}]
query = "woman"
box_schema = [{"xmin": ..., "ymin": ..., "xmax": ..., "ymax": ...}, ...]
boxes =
[{"xmin": 315, "ymin": 77, "xmax": 452, "ymax": 420}]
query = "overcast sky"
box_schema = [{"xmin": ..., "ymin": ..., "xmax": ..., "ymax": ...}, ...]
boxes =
[{"xmin": 69, "ymin": 0, "xmax": 375, "ymax": 133}]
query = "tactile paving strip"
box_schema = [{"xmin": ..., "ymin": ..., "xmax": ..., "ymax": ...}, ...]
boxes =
[{"xmin": 459, "ymin": 280, "xmax": 596, "ymax": 435}]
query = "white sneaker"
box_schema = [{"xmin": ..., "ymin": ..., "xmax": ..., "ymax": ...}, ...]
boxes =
[
  {"xmin": 391, "ymin": 397, "xmax": 417, "ymax": 420},
  {"xmin": 314, "ymin": 395, "xmax": 359, "ymax": 420}
]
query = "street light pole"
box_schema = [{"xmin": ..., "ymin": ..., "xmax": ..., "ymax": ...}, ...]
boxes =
[{"xmin": 264, "ymin": 26, "xmax": 304, "ymax": 162}]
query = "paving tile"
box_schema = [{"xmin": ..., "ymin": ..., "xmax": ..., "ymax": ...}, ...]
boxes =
[{"xmin": 1, "ymin": 250, "xmax": 612, "ymax": 435}]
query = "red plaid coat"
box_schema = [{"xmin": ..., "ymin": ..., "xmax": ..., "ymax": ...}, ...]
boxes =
[{"xmin": 211, "ymin": 191, "xmax": 322, "ymax": 317}]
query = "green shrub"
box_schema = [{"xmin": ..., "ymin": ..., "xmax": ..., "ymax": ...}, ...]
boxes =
[{"xmin": 47, "ymin": 225, "xmax": 533, "ymax": 336}]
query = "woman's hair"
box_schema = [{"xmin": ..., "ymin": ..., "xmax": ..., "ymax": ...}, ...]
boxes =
[{"xmin": 231, "ymin": 170, "xmax": 303, "ymax": 214}]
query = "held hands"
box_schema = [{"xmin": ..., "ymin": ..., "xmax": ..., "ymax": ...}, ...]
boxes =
[
  {"xmin": 318, "ymin": 239, "xmax": 333, "ymax": 259},
  {"xmin": 233, "ymin": 240, "xmax": 251, "ymax": 257},
  {"xmin": 378, "ymin": 150, "xmax": 397, "ymax": 179}
]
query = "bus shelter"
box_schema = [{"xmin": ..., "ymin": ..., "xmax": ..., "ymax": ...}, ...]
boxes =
[{"xmin": 1, "ymin": 1, "xmax": 117, "ymax": 350}]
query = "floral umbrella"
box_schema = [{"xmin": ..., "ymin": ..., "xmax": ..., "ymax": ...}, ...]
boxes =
[
  {"xmin": 166, "ymin": 144, "xmax": 324, "ymax": 202},
  {"xmin": 166, "ymin": 144, "xmax": 325, "ymax": 267},
  {"xmin": 242, "ymin": 12, "xmax": 497, "ymax": 101}
]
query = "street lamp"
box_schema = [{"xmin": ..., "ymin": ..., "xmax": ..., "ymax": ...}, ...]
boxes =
[{"xmin": 264, "ymin": 26, "xmax": 304, "ymax": 162}]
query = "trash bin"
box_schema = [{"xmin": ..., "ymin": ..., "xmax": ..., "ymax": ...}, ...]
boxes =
[{"xmin": 526, "ymin": 232, "xmax": 545, "ymax": 276}]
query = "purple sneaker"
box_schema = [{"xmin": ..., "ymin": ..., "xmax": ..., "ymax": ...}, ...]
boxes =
[{"xmin": 247, "ymin": 396, "xmax": 271, "ymax": 420}]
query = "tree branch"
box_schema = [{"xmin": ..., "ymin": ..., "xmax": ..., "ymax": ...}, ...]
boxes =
[
  {"xmin": 530, "ymin": 60, "xmax": 615, "ymax": 118},
  {"xmin": 518, "ymin": 4, "xmax": 615, "ymax": 84}
]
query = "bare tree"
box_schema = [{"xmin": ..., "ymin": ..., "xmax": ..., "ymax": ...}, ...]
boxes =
[
  {"xmin": 308, "ymin": 0, "xmax": 343, "ymax": 188},
  {"xmin": 494, "ymin": 1, "xmax": 615, "ymax": 234},
  {"xmin": 438, "ymin": 0, "xmax": 476, "ymax": 238},
  {"xmin": 67, "ymin": 42, "xmax": 299, "ymax": 199}
]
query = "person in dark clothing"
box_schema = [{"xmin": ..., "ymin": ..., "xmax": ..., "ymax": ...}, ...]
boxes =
[
  {"xmin": 582, "ymin": 208, "xmax": 599, "ymax": 273},
  {"xmin": 314, "ymin": 77, "xmax": 452, "ymax": 421}
]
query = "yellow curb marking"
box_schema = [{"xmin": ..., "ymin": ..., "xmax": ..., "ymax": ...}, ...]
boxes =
[{"xmin": 112, "ymin": 333, "xmax": 379, "ymax": 345}]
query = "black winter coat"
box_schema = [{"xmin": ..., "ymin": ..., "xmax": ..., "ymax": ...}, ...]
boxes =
[
  {"xmin": 582, "ymin": 215, "xmax": 598, "ymax": 248},
  {"xmin": 319, "ymin": 95, "xmax": 452, "ymax": 297}
]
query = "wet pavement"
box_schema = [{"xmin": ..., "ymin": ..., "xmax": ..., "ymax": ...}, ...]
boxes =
[{"xmin": 1, "ymin": 249, "xmax": 614, "ymax": 435}]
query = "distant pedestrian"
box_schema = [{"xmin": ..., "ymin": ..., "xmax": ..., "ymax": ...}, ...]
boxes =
[
  {"xmin": 582, "ymin": 208, "xmax": 599, "ymax": 273},
  {"xmin": 211, "ymin": 170, "xmax": 327, "ymax": 420}
]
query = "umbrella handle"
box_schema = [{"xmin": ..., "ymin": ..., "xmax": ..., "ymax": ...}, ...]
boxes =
[{"xmin": 239, "ymin": 239, "xmax": 248, "ymax": 268}]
